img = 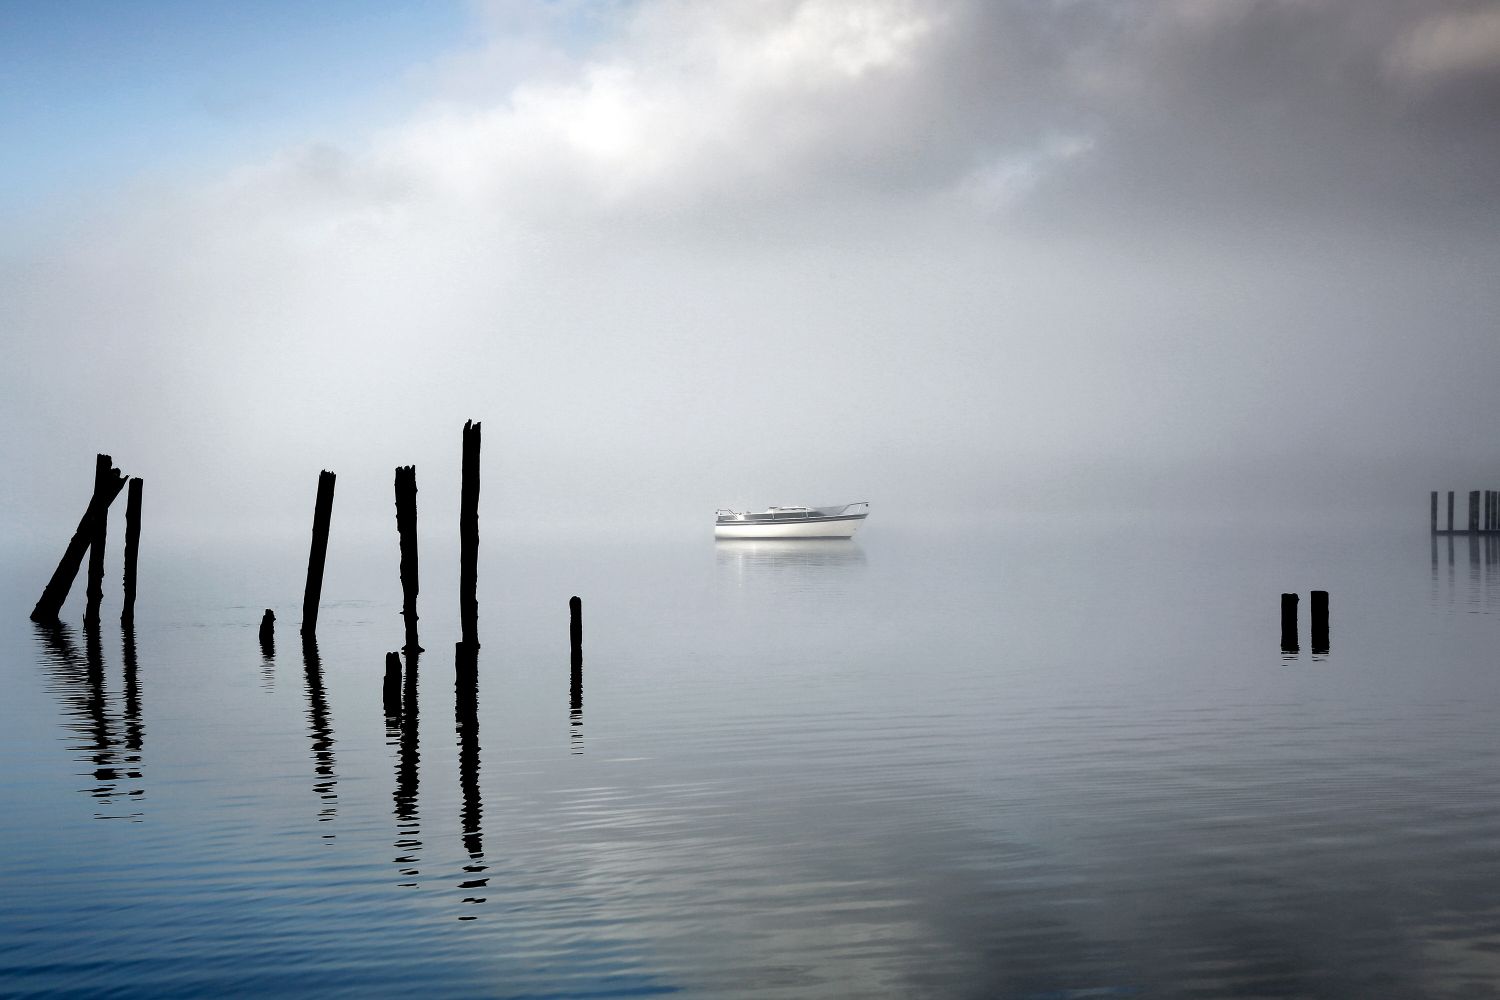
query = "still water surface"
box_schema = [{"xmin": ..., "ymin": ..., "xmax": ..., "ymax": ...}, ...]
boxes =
[{"xmin": 3, "ymin": 522, "xmax": 1500, "ymax": 998}]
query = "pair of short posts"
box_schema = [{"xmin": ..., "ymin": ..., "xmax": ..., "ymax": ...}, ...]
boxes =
[{"xmin": 1281, "ymin": 591, "xmax": 1329, "ymax": 654}]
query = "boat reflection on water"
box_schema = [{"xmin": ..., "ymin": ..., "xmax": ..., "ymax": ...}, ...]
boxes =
[
  {"xmin": 715, "ymin": 540, "xmax": 867, "ymax": 610},
  {"xmin": 714, "ymin": 539, "xmax": 867, "ymax": 573}
]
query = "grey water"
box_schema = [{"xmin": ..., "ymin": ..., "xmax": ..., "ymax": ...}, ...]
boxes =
[{"xmin": 4, "ymin": 520, "xmax": 1500, "ymax": 999}]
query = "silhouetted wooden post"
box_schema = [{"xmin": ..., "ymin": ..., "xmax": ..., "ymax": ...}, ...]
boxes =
[
  {"xmin": 394, "ymin": 465, "xmax": 421, "ymax": 653},
  {"xmin": 1280, "ymin": 593, "xmax": 1299, "ymax": 653},
  {"xmin": 1448, "ymin": 491, "xmax": 1456, "ymax": 532},
  {"xmin": 383, "ymin": 651, "xmax": 403, "ymax": 720},
  {"xmin": 569, "ymin": 595, "xmax": 583, "ymax": 664},
  {"xmin": 1431, "ymin": 491, "xmax": 1438, "ymax": 534},
  {"xmin": 120, "ymin": 478, "xmax": 143, "ymax": 626},
  {"xmin": 83, "ymin": 454, "xmax": 113, "ymax": 626},
  {"xmin": 1470, "ymin": 491, "xmax": 1480, "ymax": 534},
  {"xmin": 302, "ymin": 471, "xmax": 336, "ymax": 637},
  {"xmin": 1310, "ymin": 590, "xmax": 1329, "ymax": 653},
  {"xmin": 259, "ymin": 609, "xmax": 275, "ymax": 658},
  {"xmin": 460, "ymin": 421, "xmax": 481, "ymax": 649},
  {"xmin": 31, "ymin": 457, "xmax": 128, "ymax": 624}
]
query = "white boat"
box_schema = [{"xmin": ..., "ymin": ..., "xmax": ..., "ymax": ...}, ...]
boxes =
[{"xmin": 714, "ymin": 502, "xmax": 870, "ymax": 539}]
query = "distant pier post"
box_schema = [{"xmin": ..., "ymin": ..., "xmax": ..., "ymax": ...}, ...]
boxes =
[
  {"xmin": 459, "ymin": 421, "xmax": 481, "ymax": 649},
  {"xmin": 1470, "ymin": 491, "xmax": 1481, "ymax": 534},
  {"xmin": 121, "ymin": 478, "xmax": 143, "ymax": 626},
  {"xmin": 83, "ymin": 454, "xmax": 113, "ymax": 626},
  {"xmin": 31, "ymin": 456, "xmax": 128, "ymax": 624},
  {"xmin": 301, "ymin": 470, "xmax": 336, "ymax": 637},
  {"xmin": 394, "ymin": 466, "xmax": 421, "ymax": 653},
  {"xmin": 1310, "ymin": 591, "xmax": 1329, "ymax": 653},
  {"xmin": 1448, "ymin": 491, "xmax": 1456, "ymax": 532},
  {"xmin": 1280, "ymin": 593, "xmax": 1299, "ymax": 653},
  {"xmin": 1431, "ymin": 491, "xmax": 1438, "ymax": 534}
]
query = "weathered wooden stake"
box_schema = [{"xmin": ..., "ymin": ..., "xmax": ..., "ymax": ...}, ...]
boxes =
[
  {"xmin": 302, "ymin": 470, "xmax": 337, "ymax": 637},
  {"xmin": 460, "ymin": 421, "xmax": 481, "ymax": 649},
  {"xmin": 31, "ymin": 456, "xmax": 128, "ymax": 624},
  {"xmin": 569, "ymin": 595, "xmax": 583, "ymax": 664},
  {"xmin": 1310, "ymin": 590, "xmax": 1329, "ymax": 653},
  {"xmin": 1431, "ymin": 491, "xmax": 1438, "ymax": 534},
  {"xmin": 120, "ymin": 478, "xmax": 143, "ymax": 626},
  {"xmin": 1448, "ymin": 491, "xmax": 1456, "ymax": 532},
  {"xmin": 394, "ymin": 465, "xmax": 421, "ymax": 653},
  {"xmin": 83, "ymin": 455, "xmax": 113, "ymax": 626},
  {"xmin": 1280, "ymin": 593, "xmax": 1299, "ymax": 653},
  {"xmin": 259, "ymin": 610, "xmax": 275, "ymax": 658},
  {"xmin": 383, "ymin": 651, "xmax": 403, "ymax": 720}
]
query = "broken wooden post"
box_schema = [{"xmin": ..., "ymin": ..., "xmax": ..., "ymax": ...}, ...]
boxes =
[
  {"xmin": 1431, "ymin": 491, "xmax": 1438, "ymax": 534},
  {"xmin": 1310, "ymin": 590, "xmax": 1329, "ymax": 653},
  {"xmin": 1448, "ymin": 491, "xmax": 1456, "ymax": 532},
  {"xmin": 301, "ymin": 470, "xmax": 336, "ymax": 637},
  {"xmin": 569, "ymin": 595, "xmax": 583, "ymax": 666},
  {"xmin": 1470, "ymin": 491, "xmax": 1480, "ymax": 534},
  {"xmin": 31, "ymin": 456, "xmax": 128, "ymax": 624},
  {"xmin": 1280, "ymin": 593, "xmax": 1299, "ymax": 653},
  {"xmin": 383, "ymin": 651, "xmax": 403, "ymax": 721},
  {"xmin": 259, "ymin": 610, "xmax": 275, "ymax": 659},
  {"xmin": 120, "ymin": 478, "xmax": 142, "ymax": 626},
  {"xmin": 394, "ymin": 465, "xmax": 421, "ymax": 653},
  {"xmin": 83, "ymin": 455, "xmax": 113, "ymax": 626},
  {"xmin": 460, "ymin": 421, "xmax": 481, "ymax": 649}
]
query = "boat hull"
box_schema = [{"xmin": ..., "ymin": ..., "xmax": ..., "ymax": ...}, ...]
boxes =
[{"xmin": 714, "ymin": 517, "xmax": 865, "ymax": 540}]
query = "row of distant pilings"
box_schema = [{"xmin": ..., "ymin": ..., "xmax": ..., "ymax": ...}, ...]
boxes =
[
  {"xmin": 1281, "ymin": 591, "xmax": 1329, "ymax": 655},
  {"xmin": 29, "ymin": 422, "xmax": 583, "ymax": 672},
  {"xmin": 1430, "ymin": 490, "xmax": 1500, "ymax": 535}
]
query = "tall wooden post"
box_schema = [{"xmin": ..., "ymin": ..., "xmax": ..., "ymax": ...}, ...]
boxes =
[
  {"xmin": 1431, "ymin": 491, "xmax": 1438, "ymax": 534},
  {"xmin": 83, "ymin": 455, "xmax": 112, "ymax": 626},
  {"xmin": 1280, "ymin": 593, "xmax": 1299, "ymax": 653},
  {"xmin": 302, "ymin": 471, "xmax": 336, "ymax": 637},
  {"xmin": 1310, "ymin": 590, "xmax": 1329, "ymax": 653},
  {"xmin": 1449, "ymin": 491, "xmax": 1456, "ymax": 532},
  {"xmin": 120, "ymin": 478, "xmax": 143, "ymax": 626},
  {"xmin": 460, "ymin": 421, "xmax": 481, "ymax": 649},
  {"xmin": 394, "ymin": 466, "xmax": 421, "ymax": 653},
  {"xmin": 31, "ymin": 456, "xmax": 128, "ymax": 624},
  {"xmin": 383, "ymin": 652, "xmax": 403, "ymax": 721},
  {"xmin": 1470, "ymin": 491, "xmax": 1480, "ymax": 534}
]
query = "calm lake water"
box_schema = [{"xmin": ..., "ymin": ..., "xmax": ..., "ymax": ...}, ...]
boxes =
[{"xmin": 3, "ymin": 520, "xmax": 1500, "ymax": 998}]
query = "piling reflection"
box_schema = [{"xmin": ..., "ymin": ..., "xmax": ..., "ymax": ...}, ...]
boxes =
[
  {"xmin": 715, "ymin": 538, "xmax": 866, "ymax": 573},
  {"xmin": 1429, "ymin": 531, "xmax": 1500, "ymax": 611},
  {"xmin": 394, "ymin": 650, "xmax": 422, "ymax": 885},
  {"xmin": 300, "ymin": 638, "xmax": 337, "ymax": 830},
  {"xmin": 455, "ymin": 642, "xmax": 487, "ymax": 917},
  {"xmin": 570, "ymin": 646, "xmax": 584, "ymax": 756},
  {"xmin": 33, "ymin": 621, "xmax": 143, "ymax": 820},
  {"xmin": 259, "ymin": 617, "xmax": 275, "ymax": 691}
]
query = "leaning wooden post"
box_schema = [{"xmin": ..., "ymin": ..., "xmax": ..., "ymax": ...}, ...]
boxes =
[
  {"xmin": 120, "ymin": 478, "xmax": 143, "ymax": 626},
  {"xmin": 301, "ymin": 470, "xmax": 336, "ymax": 637},
  {"xmin": 394, "ymin": 466, "xmax": 421, "ymax": 653},
  {"xmin": 1448, "ymin": 491, "xmax": 1456, "ymax": 532},
  {"xmin": 459, "ymin": 421, "xmax": 481, "ymax": 649},
  {"xmin": 1470, "ymin": 491, "xmax": 1481, "ymax": 534},
  {"xmin": 83, "ymin": 454, "xmax": 113, "ymax": 626},
  {"xmin": 1431, "ymin": 491, "xmax": 1438, "ymax": 534},
  {"xmin": 31, "ymin": 457, "xmax": 128, "ymax": 624}
]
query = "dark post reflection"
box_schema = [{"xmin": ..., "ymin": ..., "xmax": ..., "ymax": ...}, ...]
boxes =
[
  {"xmin": 259, "ymin": 612, "xmax": 276, "ymax": 691},
  {"xmin": 455, "ymin": 642, "xmax": 487, "ymax": 917},
  {"xmin": 34, "ymin": 621, "xmax": 142, "ymax": 820},
  {"xmin": 394, "ymin": 650, "xmax": 422, "ymax": 885},
  {"xmin": 300, "ymin": 637, "xmax": 337, "ymax": 830},
  {"xmin": 570, "ymin": 637, "xmax": 583, "ymax": 757}
]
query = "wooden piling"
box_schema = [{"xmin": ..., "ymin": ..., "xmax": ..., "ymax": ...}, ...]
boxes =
[
  {"xmin": 120, "ymin": 478, "xmax": 142, "ymax": 626},
  {"xmin": 1431, "ymin": 491, "xmax": 1438, "ymax": 534},
  {"xmin": 569, "ymin": 596, "xmax": 582, "ymax": 664},
  {"xmin": 383, "ymin": 651, "xmax": 403, "ymax": 720},
  {"xmin": 459, "ymin": 421, "xmax": 481, "ymax": 649},
  {"xmin": 394, "ymin": 465, "xmax": 421, "ymax": 653},
  {"xmin": 301, "ymin": 471, "xmax": 336, "ymax": 637},
  {"xmin": 83, "ymin": 455, "xmax": 113, "ymax": 626},
  {"xmin": 1310, "ymin": 591, "xmax": 1329, "ymax": 653},
  {"xmin": 1470, "ymin": 491, "xmax": 1481, "ymax": 534},
  {"xmin": 1448, "ymin": 491, "xmax": 1456, "ymax": 532},
  {"xmin": 31, "ymin": 456, "xmax": 128, "ymax": 624},
  {"xmin": 1280, "ymin": 593, "xmax": 1299, "ymax": 653},
  {"xmin": 259, "ymin": 609, "xmax": 275, "ymax": 658}
]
